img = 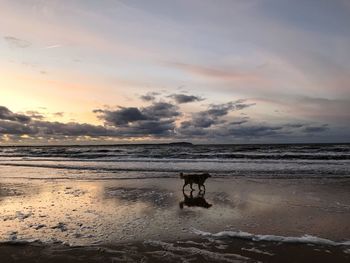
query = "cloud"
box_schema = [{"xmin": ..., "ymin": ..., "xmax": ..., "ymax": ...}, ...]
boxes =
[
  {"xmin": 43, "ymin": 44, "xmax": 62, "ymax": 49},
  {"xmin": 165, "ymin": 61, "xmax": 262, "ymax": 82},
  {"xmin": 166, "ymin": 62, "xmax": 244, "ymax": 80},
  {"xmin": 228, "ymin": 119, "xmax": 249, "ymax": 125},
  {"xmin": 0, "ymin": 106, "xmax": 115, "ymax": 137},
  {"xmin": 32, "ymin": 121, "xmax": 116, "ymax": 137},
  {"xmin": 3, "ymin": 36, "xmax": 31, "ymax": 48},
  {"xmin": 179, "ymin": 100, "xmax": 255, "ymax": 131},
  {"xmin": 94, "ymin": 101, "xmax": 180, "ymax": 137},
  {"xmin": 53, "ymin": 112, "xmax": 64, "ymax": 117},
  {"xmin": 0, "ymin": 120, "xmax": 116, "ymax": 138},
  {"xmin": 207, "ymin": 100, "xmax": 254, "ymax": 117},
  {"xmin": 140, "ymin": 92, "xmax": 159, "ymax": 102},
  {"xmin": 25, "ymin": 111, "xmax": 45, "ymax": 120},
  {"xmin": 111, "ymin": 119, "xmax": 175, "ymax": 137},
  {"xmin": 95, "ymin": 107, "xmax": 148, "ymax": 126},
  {"xmin": 0, "ymin": 106, "xmax": 31, "ymax": 123},
  {"xmin": 0, "ymin": 104, "xmax": 333, "ymax": 142},
  {"xmin": 176, "ymin": 122, "xmax": 286, "ymax": 140},
  {"xmin": 0, "ymin": 120, "xmax": 35, "ymax": 135},
  {"xmin": 169, "ymin": 93, "xmax": 204, "ymax": 104},
  {"xmin": 142, "ymin": 102, "xmax": 180, "ymax": 119},
  {"xmin": 302, "ymin": 124, "xmax": 329, "ymax": 133},
  {"xmin": 221, "ymin": 124, "xmax": 284, "ymax": 138}
]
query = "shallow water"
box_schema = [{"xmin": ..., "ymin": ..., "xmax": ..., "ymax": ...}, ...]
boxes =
[
  {"xmin": 1, "ymin": 144, "xmax": 350, "ymax": 262},
  {"xmin": 1, "ymin": 173, "xmax": 350, "ymax": 245}
]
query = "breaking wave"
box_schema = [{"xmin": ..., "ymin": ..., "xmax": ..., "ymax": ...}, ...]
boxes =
[{"xmin": 193, "ymin": 229, "xmax": 350, "ymax": 246}]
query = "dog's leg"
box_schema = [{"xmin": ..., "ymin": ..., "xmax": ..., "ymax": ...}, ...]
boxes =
[{"xmin": 179, "ymin": 201, "xmax": 184, "ymax": 209}]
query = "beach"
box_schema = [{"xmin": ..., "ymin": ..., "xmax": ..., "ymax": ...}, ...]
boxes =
[
  {"xmin": 2, "ymin": 0, "xmax": 350, "ymax": 261},
  {"xmin": 1, "ymin": 161, "xmax": 350, "ymax": 262}
]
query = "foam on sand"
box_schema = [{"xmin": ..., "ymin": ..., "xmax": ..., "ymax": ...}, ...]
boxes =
[{"xmin": 193, "ymin": 228, "xmax": 350, "ymax": 246}]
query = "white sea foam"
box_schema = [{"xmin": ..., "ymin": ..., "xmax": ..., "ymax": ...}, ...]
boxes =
[
  {"xmin": 145, "ymin": 240, "xmax": 251, "ymax": 263},
  {"xmin": 192, "ymin": 229, "xmax": 350, "ymax": 246}
]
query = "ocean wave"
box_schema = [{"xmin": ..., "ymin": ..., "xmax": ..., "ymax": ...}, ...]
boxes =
[
  {"xmin": 145, "ymin": 240, "xmax": 251, "ymax": 262},
  {"xmin": 1, "ymin": 144, "xmax": 350, "ymax": 161},
  {"xmin": 193, "ymin": 229, "xmax": 350, "ymax": 246},
  {"xmin": 1, "ymin": 162, "xmax": 350, "ymax": 177}
]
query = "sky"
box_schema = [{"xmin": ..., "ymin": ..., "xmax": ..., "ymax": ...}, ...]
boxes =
[{"xmin": 0, "ymin": 0, "xmax": 350, "ymax": 144}]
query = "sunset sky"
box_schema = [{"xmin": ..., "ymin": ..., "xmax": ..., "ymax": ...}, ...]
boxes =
[{"xmin": 1, "ymin": 0, "xmax": 350, "ymax": 144}]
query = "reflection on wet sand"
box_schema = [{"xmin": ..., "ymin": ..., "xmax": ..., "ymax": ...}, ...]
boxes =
[
  {"xmin": 0, "ymin": 174, "xmax": 350, "ymax": 249},
  {"xmin": 179, "ymin": 190, "xmax": 212, "ymax": 209}
]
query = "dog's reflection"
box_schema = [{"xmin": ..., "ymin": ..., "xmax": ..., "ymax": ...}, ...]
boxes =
[{"xmin": 179, "ymin": 190, "xmax": 212, "ymax": 209}]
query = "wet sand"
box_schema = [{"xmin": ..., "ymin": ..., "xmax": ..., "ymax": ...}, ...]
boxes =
[{"xmin": 0, "ymin": 166, "xmax": 350, "ymax": 262}]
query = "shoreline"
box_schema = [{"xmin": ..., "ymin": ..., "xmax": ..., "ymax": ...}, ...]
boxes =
[
  {"xmin": 1, "ymin": 236, "xmax": 349, "ymax": 263},
  {"xmin": 1, "ymin": 166, "xmax": 350, "ymax": 262}
]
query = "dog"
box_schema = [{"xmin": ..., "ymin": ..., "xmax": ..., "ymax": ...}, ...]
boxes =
[
  {"xmin": 179, "ymin": 190, "xmax": 212, "ymax": 209},
  {"xmin": 179, "ymin": 172, "xmax": 211, "ymax": 191}
]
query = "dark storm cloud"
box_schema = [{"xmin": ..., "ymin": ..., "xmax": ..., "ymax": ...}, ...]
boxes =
[
  {"xmin": 0, "ymin": 120, "xmax": 35, "ymax": 135},
  {"xmin": 142, "ymin": 102, "xmax": 180, "ymax": 119},
  {"xmin": 177, "ymin": 117, "xmax": 331, "ymax": 140},
  {"xmin": 0, "ymin": 120, "xmax": 115, "ymax": 137},
  {"xmin": 0, "ymin": 104, "xmax": 332, "ymax": 141},
  {"xmin": 95, "ymin": 107, "xmax": 148, "ymax": 126},
  {"xmin": 169, "ymin": 93, "xmax": 204, "ymax": 104},
  {"xmin": 96, "ymin": 102, "xmax": 180, "ymax": 124},
  {"xmin": 0, "ymin": 106, "xmax": 116, "ymax": 137},
  {"xmin": 0, "ymin": 106, "xmax": 31, "ymax": 123},
  {"xmin": 32, "ymin": 121, "xmax": 116, "ymax": 136},
  {"xmin": 207, "ymin": 100, "xmax": 255, "ymax": 117},
  {"xmin": 179, "ymin": 100, "xmax": 254, "ymax": 131},
  {"xmin": 114, "ymin": 119, "xmax": 176, "ymax": 137},
  {"xmin": 3, "ymin": 36, "xmax": 31, "ymax": 48},
  {"xmin": 94, "ymin": 101, "xmax": 180, "ymax": 137},
  {"xmin": 190, "ymin": 115, "xmax": 218, "ymax": 128}
]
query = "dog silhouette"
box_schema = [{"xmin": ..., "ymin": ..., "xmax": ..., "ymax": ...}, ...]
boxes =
[{"xmin": 179, "ymin": 172, "xmax": 211, "ymax": 191}]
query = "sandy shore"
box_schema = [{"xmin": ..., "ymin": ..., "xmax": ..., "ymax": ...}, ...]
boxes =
[{"xmin": 0, "ymin": 166, "xmax": 350, "ymax": 262}]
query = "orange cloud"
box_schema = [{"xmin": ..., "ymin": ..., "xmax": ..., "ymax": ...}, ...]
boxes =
[{"xmin": 164, "ymin": 61, "xmax": 265, "ymax": 83}]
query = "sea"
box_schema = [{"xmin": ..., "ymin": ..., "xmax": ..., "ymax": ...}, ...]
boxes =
[
  {"xmin": 0, "ymin": 143, "xmax": 349, "ymax": 179},
  {"xmin": 1, "ymin": 143, "xmax": 350, "ymax": 262}
]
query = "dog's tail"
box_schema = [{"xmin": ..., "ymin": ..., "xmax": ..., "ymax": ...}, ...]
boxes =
[{"xmin": 179, "ymin": 172, "xmax": 184, "ymax": 179}]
